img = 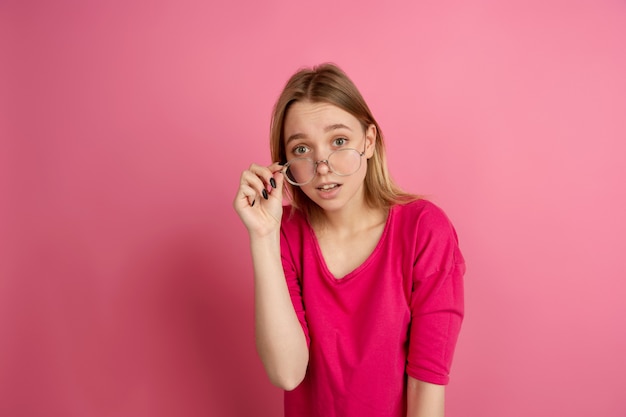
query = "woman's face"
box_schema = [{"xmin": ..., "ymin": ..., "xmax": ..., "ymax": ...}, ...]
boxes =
[{"xmin": 283, "ymin": 101, "xmax": 376, "ymax": 214}]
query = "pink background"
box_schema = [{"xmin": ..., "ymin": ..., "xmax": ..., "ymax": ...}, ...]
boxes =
[{"xmin": 2, "ymin": 1, "xmax": 626, "ymax": 416}]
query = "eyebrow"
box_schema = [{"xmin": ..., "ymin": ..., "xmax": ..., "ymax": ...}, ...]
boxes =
[{"xmin": 285, "ymin": 123, "xmax": 353, "ymax": 144}]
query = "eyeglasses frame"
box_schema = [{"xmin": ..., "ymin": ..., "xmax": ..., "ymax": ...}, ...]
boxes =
[{"xmin": 282, "ymin": 137, "xmax": 368, "ymax": 187}]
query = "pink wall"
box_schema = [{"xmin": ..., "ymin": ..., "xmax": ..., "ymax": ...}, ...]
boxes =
[{"xmin": 2, "ymin": 1, "xmax": 626, "ymax": 416}]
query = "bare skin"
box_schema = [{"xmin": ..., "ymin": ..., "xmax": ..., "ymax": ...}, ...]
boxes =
[
  {"xmin": 407, "ymin": 377, "xmax": 445, "ymax": 417},
  {"xmin": 234, "ymin": 161, "xmax": 308, "ymax": 390}
]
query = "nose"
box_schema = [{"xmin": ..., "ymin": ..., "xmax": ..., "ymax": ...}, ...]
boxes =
[{"xmin": 315, "ymin": 159, "xmax": 330, "ymax": 175}]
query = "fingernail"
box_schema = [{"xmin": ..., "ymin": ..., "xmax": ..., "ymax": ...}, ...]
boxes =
[
  {"xmin": 270, "ymin": 178, "xmax": 276, "ymax": 188},
  {"xmin": 262, "ymin": 189, "xmax": 268, "ymax": 200},
  {"xmin": 251, "ymin": 199, "xmax": 255, "ymax": 207}
]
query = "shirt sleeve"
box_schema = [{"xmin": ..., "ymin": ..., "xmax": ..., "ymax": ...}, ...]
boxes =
[
  {"xmin": 406, "ymin": 204, "xmax": 465, "ymax": 385},
  {"xmin": 280, "ymin": 220, "xmax": 311, "ymax": 347}
]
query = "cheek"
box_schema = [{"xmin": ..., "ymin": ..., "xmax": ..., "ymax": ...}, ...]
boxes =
[
  {"xmin": 360, "ymin": 161, "xmax": 372, "ymax": 185},
  {"xmin": 343, "ymin": 162, "xmax": 368, "ymax": 190},
  {"xmin": 359, "ymin": 159, "xmax": 370, "ymax": 177},
  {"xmin": 299, "ymin": 183, "xmax": 317, "ymax": 198}
]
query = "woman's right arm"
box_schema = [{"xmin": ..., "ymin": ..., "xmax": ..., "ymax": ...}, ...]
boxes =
[{"xmin": 233, "ymin": 163, "xmax": 309, "ymax": 391}]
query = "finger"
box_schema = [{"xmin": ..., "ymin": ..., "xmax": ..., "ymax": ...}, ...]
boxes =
[
  {"xmin": 241, "ymin": 170, "xmax": 269, "ymax": 200},
  {"xmin": 268, "ymin": 162, "xmax": 285, "ymax": 190},
  {"xmin": 249, "ymin": 163, "xmax": 283, "ymax": 192},
  {"xmin": 267, "ymin": 170, "xmax": 285, "ymax": 202},
  {"xmin": 268, "ymin": 161, "xmax": 284, "ymax": 174},
  {"xmin": 235, "ymin": 183, "xmax": 258, "ymax": 208}
]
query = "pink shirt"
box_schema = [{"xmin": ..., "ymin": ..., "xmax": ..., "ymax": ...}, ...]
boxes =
[{"xmin": 280, "ymin": 199, "xmax": 465, "ymax": 417}]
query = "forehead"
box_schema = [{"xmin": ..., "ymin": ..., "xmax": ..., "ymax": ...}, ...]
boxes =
[{"xmin": 283, "ymin": 101, "xmax": 360, "ymax": 137}]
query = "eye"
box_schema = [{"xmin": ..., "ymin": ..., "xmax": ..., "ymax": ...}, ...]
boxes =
[
  {"xmin": 333, "ymin": 137, "xmax": 348, "ymax": 147},
  {"xmin": 292, "ymin": 145, "xmax": 309, "ymax": 155}
]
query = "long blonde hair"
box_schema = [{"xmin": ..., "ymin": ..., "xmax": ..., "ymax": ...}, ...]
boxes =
[{"xmin": 270, "ymin": 63, "xmax": 417, "ymax": 221}]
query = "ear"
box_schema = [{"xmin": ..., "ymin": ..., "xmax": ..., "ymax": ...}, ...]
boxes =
[{"xmin": 365, "ymin": 124, "xmax": 377, "ymax": 158}]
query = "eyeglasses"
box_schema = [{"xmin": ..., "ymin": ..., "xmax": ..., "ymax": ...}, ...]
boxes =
[{"xmin": 282, "ymin": 140, "xmax": 367, "ymax": 186}]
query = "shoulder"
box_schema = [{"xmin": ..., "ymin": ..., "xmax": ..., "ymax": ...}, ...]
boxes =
[
  {"xmin": 392, "ymin": 199, "xmax": 464, "ymax": 276},
  {"xmin": 392, "ymin": 199, "xmax": 457, "ymax": 235},
  {"xmin": 390, "ymin": 199, "xmax": 462, "ymax": 261}
]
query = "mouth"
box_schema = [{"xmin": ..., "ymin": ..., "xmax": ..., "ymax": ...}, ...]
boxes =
[{"xmin": 317, "ymin": 183, "xmax": 341, "ymax": 191}]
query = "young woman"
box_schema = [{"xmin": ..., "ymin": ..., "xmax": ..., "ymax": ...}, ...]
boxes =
[{"xmin": 233, "ymin": 63, "xmax": 465, "ymax": 417}]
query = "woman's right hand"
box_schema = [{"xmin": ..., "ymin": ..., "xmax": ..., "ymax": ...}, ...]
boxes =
[{"xmin": 233, "ymin": 162, "xmax": 285, "ymax": 237}]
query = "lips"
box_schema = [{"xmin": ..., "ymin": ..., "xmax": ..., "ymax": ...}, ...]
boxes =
[{"xmin": 317, "ymin": 183, "xmax": 340, "ymax": 190}]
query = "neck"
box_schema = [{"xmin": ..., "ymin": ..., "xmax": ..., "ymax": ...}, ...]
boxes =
[{"xmin": 312, "ymin": 203, "xmax": 387, "ymax": 237}]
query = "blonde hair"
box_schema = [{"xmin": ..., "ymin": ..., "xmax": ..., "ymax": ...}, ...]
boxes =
[{"xmin": 270, "ymin": 63, "xmax": 418, "ymax": 221}]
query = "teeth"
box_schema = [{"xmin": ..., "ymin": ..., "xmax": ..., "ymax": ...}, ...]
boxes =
[{"xmin": 320, "ymin": 184, "xmax": 338, "ymax": 190}]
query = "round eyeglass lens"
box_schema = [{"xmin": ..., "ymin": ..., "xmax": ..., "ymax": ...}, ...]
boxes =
[
  {"xmin": 328, "ymin": 148, "xmax": 362, "ymax": 176},
  {"xmin": 284, "ymin": 158, "xmax": 315, "ymax": 185}
]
